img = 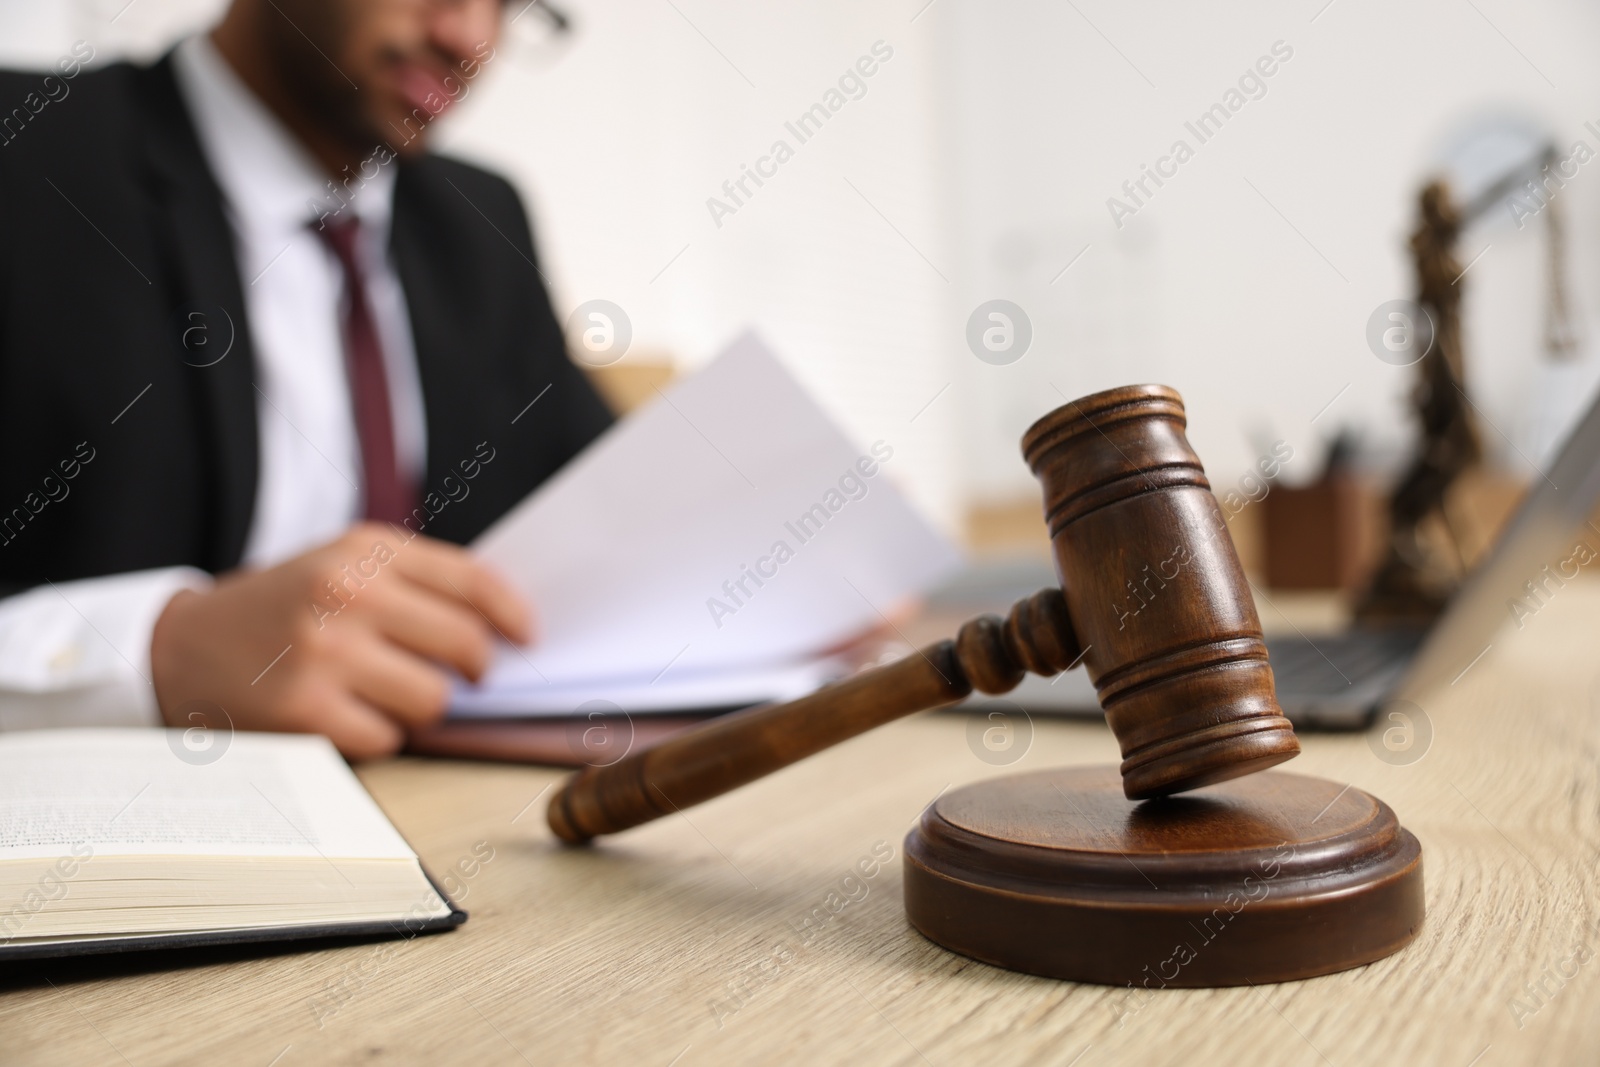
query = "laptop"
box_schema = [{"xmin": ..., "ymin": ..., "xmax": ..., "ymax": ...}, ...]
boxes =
[{"xmin": 952, "ymin": 384, "xmax": 1600, "ymax": 729}]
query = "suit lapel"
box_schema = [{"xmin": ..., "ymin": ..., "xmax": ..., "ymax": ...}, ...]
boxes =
[
  {"xmin": 135, "ymin": 56, "xmax": 259, "ymax": 571},
  {"xmin": 392, "ymin": 164, "xmax": 469, "ymax": 521}
]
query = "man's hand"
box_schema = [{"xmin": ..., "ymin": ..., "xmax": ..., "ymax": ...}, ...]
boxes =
[{"xmin": 150, "ymin": 524, "xmax": 531, "ymax": 759}]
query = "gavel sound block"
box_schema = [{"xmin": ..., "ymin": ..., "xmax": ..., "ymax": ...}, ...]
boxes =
[{"xmin": 548, "ymin": 384, "xmax": 1423, "ymax": 986}]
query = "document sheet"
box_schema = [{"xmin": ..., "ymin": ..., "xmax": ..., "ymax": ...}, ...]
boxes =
[{"xmin": 453, "ymin": 332, "xmax": 960, "ymax": 716}]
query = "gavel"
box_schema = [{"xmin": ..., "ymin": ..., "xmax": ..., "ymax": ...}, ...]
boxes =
[{"xmin": 548, "ymin": 384, "xmax": 1300, "ymax": 844}]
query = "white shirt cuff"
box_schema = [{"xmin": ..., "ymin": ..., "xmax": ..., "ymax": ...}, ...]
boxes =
[{"xmin": 0, "ymin": 567, "xmax": 213, "ymax": 731}]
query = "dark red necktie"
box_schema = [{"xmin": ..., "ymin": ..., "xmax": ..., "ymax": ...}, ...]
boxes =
[{"xmin": 314, "ymin": 218, "xmax": 415, "ymax": 525}]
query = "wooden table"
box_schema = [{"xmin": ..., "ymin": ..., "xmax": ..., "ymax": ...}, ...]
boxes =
[{"xmin": 3, "ymin": 584, "xmax": 1598, "ymax": 1066}]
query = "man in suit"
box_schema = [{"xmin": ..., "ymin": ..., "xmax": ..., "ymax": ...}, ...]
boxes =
[{"xmin": 0, "ymin": 0, "xmax": 612, "ymax": 756}]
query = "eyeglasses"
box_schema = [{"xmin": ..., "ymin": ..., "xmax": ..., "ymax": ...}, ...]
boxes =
[{"xmin": 502, "ymin": 0, "xmax": 572, "ymax": 51}]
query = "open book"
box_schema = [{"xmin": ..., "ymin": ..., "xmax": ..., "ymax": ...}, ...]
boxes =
[{"xmin": 0, "ymin": 729, "xmax": 461, "ymax": 961}]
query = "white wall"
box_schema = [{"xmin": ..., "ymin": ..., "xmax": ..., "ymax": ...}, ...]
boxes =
[
  {"xmin": 441, "ymin": 2, "xmax": 959, "ymax": 527},
  {"xmin": 936, "ymin": 0, "xmax": 1600, "ymax": 502},
  {"xmin": 5, "ymin": 0, "xmax": 1599, "ymax": 531}
]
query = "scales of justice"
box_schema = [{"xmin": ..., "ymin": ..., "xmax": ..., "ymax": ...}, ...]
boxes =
[{"xmin": 546, "ymin": 385, "xmax": 1423, "ymax": 987}]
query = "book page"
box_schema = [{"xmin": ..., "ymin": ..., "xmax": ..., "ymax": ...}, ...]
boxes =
[{"xmin": 0, "ymin": 730, "xmax": 416, "ymax": 862}]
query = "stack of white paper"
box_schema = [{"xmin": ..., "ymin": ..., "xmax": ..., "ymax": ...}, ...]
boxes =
[{"xmin": 451, "ymin": 332, "xmax": 960, "ymax": 717}]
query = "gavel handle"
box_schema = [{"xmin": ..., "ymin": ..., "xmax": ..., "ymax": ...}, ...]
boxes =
[{"xmin": 547, "ymin": 588, "xmax": 1082, "ymax": 843}]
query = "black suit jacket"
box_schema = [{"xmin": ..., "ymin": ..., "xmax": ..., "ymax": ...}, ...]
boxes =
[{"xmin": 0, "ymin": 55, "xmax": 612, "ymax": 598}]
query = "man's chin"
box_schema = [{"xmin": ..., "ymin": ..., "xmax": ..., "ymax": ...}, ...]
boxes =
[{"xmin": 372, "ymin": 104, "xmax": 446, "ymax": 154}]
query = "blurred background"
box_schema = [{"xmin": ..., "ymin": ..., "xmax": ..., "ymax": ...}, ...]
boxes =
[{"xmin": 7, "ymin": 0, "xmax": 1599, "ymax": 590}]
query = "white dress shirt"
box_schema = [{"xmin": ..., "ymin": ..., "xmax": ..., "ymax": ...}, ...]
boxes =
[{"xmin": 0, "ymin": 35, "xmax": 427, "ymax": 731}]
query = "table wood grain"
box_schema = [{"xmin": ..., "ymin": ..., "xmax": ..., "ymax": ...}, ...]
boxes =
[{"xmin": 2, "ymin": 583, "xmax": 1598, "ymax": 1066}]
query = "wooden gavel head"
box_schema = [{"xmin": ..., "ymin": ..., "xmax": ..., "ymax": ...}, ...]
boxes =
[{"xmin": 1024, "ymin": 383, "xmax": 1299, "ymax": 797}]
